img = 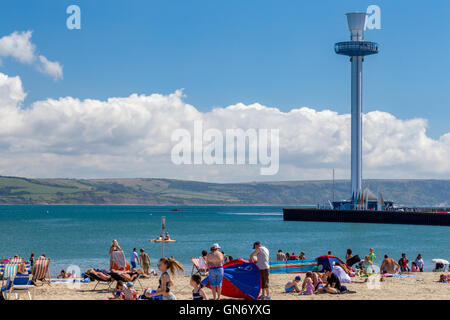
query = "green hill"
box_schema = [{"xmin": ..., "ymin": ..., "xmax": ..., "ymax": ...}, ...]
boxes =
[{"xmin": 0, "ymin": 176, "xmax": 448, "ymax": 206}]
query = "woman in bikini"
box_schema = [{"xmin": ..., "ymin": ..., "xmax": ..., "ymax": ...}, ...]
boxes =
[{"xmin": 146, "ymin": 257, "xmax": 184, "ymax": 300}]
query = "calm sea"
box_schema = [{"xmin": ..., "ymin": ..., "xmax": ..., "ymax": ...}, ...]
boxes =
[{"xmin": 1, "ymin": 205, "xmax": 449, "ymax": 275}]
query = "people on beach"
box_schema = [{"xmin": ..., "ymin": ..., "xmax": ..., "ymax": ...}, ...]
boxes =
[
  {"xmin": 123, "ymin": 282, "xmax": 137, "ymax": 300},
  {"xmin": 363, "ymin": 255, "xmax": 374, "ymax": 274},
  {"xmin": 223, "ymin": 251, "xmax": 233, "ymax": 264},
  {"xmin": 285, "ymin": 275, "xmax": 301, "ymax": 293},
  {"xmin": 206, "ymin": 243, "xmax": 224, "ymax": 300},
  {"xmin": 303, "ymin": 277, "xmax": 314, "ymax": 295},
  {"xmin": 277, "ymin": 250, "xmax": 286, "ymax": 261},
  {"xmin": 86, "ymin": 268, "xmax": 111, "ymax": 281},
  {"xmin": 369, "ymin": 248, "xmax": 376, "ymax": 263},
  {"xmin": 57, "ymin": 269, "xmax": 67, "ymax": 279},
  {"xmin": 332, "ymin": 263, "xmax": 351, "ymax": 283},
  {"xmin": 411, "ymin": 261, "xmax": 420, "ymax": 272},
  {"xmin": 112, "ymin": 280, "xmax": 124, "ymax": 299},
  {"xmin": 288, "ymin": 252, "xmax": 298, "ymax": 260},
  {"xmin": 398, "ymin": 253, "xmax": 410, "ymax": 272},
  {"xmin": 109, "ymin": 240, "xmax": 122, "ymax": 255},
  {"xmin": 380, "ymin": 254, "xmax": 400, "ymax": 274},
  {"xmin": 415, "ymin": 254, "xmax": 424, "ymax": 272},
  {"xmin": 250, "ymin": 241, "xmax": 270, "ymax": 300},
  {"xmin": 198, "ymin": 250, "xmax": 208, "ymax": 273},
  {"xmin": 190, "ymin": 274, "xmax": 208, "ymax": 300},
  {"xmin": 139, "ymin": 248, "xmax": 151, "ymax": 275},
  {"xmin": 17, "ymin": 262, "xmax": 28, "ymax": 275},
  {"xmin": 319, "ymin": 267, "xmax": 347, "ymax": 294},
  {"xmin": 285, "ymin": 252, "xmax": 290, "ymax": 260},
  {"xmin": 130, "ymin": 248, "xmax": 139, "ymax": 269},
  {"xmin": 298, "ymin": 252, "xmax": 305, "ymax": 260},
  {"xmin": 146, "ymin": 257, "xmax": 184, "ymax": 300},
  {"xmin": 29, "ymin": 253, "xmax": 35, "ymax": 268}
]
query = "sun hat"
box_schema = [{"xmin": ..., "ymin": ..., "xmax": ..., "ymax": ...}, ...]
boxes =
[
  {"xmin": 295, "ymin": 275, "xmax": 301, "ymax": 281},
  {"xmin": 211, "ymin": 243, "xmax": 221, "ymax": 249},
  {"xmin": 127, "ymin": 281, "xmax": 134, "ymax": 287}
]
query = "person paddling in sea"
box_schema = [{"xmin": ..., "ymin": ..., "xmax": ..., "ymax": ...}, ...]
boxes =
[
  {"xmin": 145, "ymin": 257, "xmax": 184, "ymax": 300},
  {"xmin": 206, "ymin": 243, "xmax": 224, "ymax": 300}
]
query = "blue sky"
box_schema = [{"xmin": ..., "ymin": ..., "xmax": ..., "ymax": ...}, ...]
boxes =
[
  {"xmin": 0, "ymin": 0, "xmax": 449, "ymax": 138},
  {"xmin": 0, "ymin": 1, "xmax": 448, "ymax": 182}
]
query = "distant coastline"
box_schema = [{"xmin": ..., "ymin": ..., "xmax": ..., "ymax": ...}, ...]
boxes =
[{"xmin": 0, "ymin": 176, "xmax": 448, "ymax": 207}]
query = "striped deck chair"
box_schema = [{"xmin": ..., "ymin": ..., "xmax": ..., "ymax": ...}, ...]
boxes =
[
  {"xmin": 190, "ymin": 257, "xmax": 207, "ymax": 276},
  {"xmin": 32, "ymin": 257, "xmax": 51, "ymax": 285},
  {"xmin": 1, "ymin": 263, "xmax": 18, "ymax": 286},
  {"xmin": 1, "ymin": 273, "xmax": 33, "ymax": 300},
  {"xmin": 9, "ymin": 257, "xmax": 25, "ymax": 263}
]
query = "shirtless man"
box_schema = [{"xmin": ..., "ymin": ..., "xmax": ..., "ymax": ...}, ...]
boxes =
[
  {"xmin": 380, "ymin": 254, "xmax": 400, "ymax": 274},
  {"xmin": 206, "ymin": 243, "xmax": 224, "ymax": 300}
]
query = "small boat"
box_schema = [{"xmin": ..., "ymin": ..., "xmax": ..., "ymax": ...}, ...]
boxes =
[{"xmin": 149, "ymin": 239, "xmax": 176, "ymax": 243}]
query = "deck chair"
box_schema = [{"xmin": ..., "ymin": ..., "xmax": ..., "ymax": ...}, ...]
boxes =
[
  {"xmin": 86, "ymin": 270, "xmax": 114, "ymax": 291},
  {"xmin": 190, "ymin": 257, "xmax": 207, "ymax": 276},
  {"xmin": 1, "ymin": 273, "xmax": 33, "ymax": 300},
  {"xmin": 9, "ymin": 257, "xmax": 25, "ymax": 263},
  {"xmin": 1, "ymin": 263, "xmax": 18, "ymax": 285},
  {"xmin": 32, "ymin": 257, "xmax": 51, "ymax": 286}
]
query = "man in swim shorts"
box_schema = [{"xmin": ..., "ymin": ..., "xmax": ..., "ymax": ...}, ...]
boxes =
[{"xmin": 206, "ymin": 243, "xmax": 224, "ymax": 300}]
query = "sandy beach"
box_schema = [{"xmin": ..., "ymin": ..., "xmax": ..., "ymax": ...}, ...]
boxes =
[{"xmin": 17, "ymin": 272, "xmax": 450, "ymax": 300}]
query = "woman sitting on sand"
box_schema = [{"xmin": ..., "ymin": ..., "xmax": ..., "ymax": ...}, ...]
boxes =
[{"xmin": 145, "ymin": 257, "xmax": 184, "ymax": 300}]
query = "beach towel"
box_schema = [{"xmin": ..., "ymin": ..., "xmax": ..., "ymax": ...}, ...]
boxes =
[{"xmin": 110, "ymin": 250, "xmax": 127, "ymax": 270}]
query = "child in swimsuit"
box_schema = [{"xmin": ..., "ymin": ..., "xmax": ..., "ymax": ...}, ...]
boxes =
[
  {"xmin": 285, "ymin": 275, "xmax": 301, "ymax": 293},
  {"xmin": 304, "ymin": 277, "xmax": 314, "ymax": 295},
  {"xmin": 190, "ymin": 274, "xmax": 208, "ymax": 300}
]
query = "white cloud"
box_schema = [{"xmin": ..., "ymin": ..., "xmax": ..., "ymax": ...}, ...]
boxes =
[
  {"xmin": 0, "ymin": 31, "xmax": 63, "ymax": 80},
  {"xmin": 0, "ymin": 31, "xmax": 35, "ymax": 64},
  {"xmin": 37, "ymin": 55, "xmax": 63, "ymax": 80},
  {"xmin": 0, "ymin": 72, "xmax": 449, "ymax": 181}
]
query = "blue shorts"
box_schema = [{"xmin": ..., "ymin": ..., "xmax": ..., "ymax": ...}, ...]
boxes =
[
  {"xmin": 131, "ymin": 261, "xmax": 137, "ymax": 269},
  {"xmin": 285, "ymin": 285, "xmax": 295, "ymax": 293},
  {"xmin": 209, "ymin": 267, "xmax": 224, "ymax": 287}
]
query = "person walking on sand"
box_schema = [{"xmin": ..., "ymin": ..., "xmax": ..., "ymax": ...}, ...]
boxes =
[
  {"xmin": 140, "ymin": 248, "xmax": 151, "ymax": 275},
  {"xmin": 380, "ymin": 254, "xmax": 400, "ymax": 274},
  {"xmin": 206, "ymin": 243, "xmax": 224, "ymax": 300},
  {"xmin": 130, "ymin": 248, "xmax": 139, "ymax": 269},
  {"xmin": 250, "ymin": 241, "xmax": 270, "ymax": 300}
]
